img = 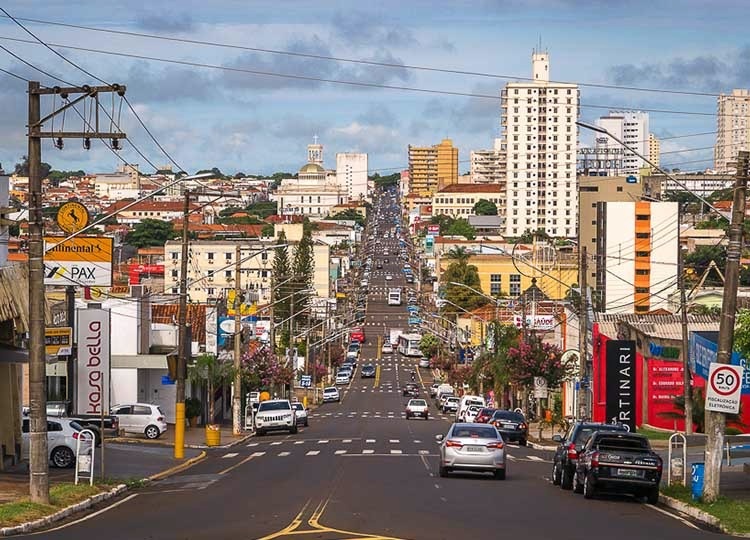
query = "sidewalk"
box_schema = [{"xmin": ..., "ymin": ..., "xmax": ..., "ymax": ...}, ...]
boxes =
[{"xmin": 108, "ymin": 424, "xmax": 252, "ymax": 449}]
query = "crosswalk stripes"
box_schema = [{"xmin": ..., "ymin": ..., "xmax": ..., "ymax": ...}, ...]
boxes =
[
  {"xmin": 278, "ymin": 452, "xmax": 290, "ymax": 457},
  {"xmin": 222, "ymin": 452, "xmax": 238, "ymax": 459},
  {"xmin": 335, "ymin": 450, "xmax": 347, "ymax": 455},
  {"xmin": 306, "ymin": 450, "xmax": 320, "ymax": 456},
  {"xmin": 527, "ymin": 455, "xmax": 543, "ymax": 462}
]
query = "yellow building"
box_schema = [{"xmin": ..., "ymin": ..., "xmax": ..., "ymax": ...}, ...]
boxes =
[
  {"xmin": 408, "ymin": 138, "xmax": 458, "ymax": 196},
  {"xmin": 436, "ymin": 138, "xmax": 459, "ymax": 190}
]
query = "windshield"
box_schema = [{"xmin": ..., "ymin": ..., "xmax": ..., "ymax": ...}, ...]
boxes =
[
  {"xmin": 575, "ymin": 425, "xmax": 626, "ymax": 445},
  {"xmin": 292, "ymin": 403, "xmax": 304, "ymax": 410},
  {"xmin": 451, "ymin": 426, "xmax": 498, "ymax": 439},
  {"xmin": 597, "ymin": 436, "xmax": 650, "ymax": 452},
  {"xmin": 493, "ymin": 411, "xmax": 525, "ymax": 422},
  {"xmin": 409, "ymin": 400, "xmax": 427, "ymax": 406},
  {"xmin": 258, "ymin": 401, "xmax": 291, "ymax": 412}
]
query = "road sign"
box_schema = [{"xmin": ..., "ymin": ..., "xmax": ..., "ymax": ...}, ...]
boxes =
[
  {"xmin": 533, "ymin": 376, "xmax": 548, "ymax": 399},
  {"xmin": 408, "ymin": 316, "xmax": 421, "ymax": 325},
  {"xmin": 45, "ymin": 327, "xmax": 72, "ymax": 356},
  {"xmin": 56, "ymin": 201, "xmax": 90, "ymax": 234},
  {"xmin": 300, "ymin": 375, "xmax": 312, "ymax": 388},
  {"xmin": 44, "ymin": 236, "xmax": 114, "ymax": 287},
  {"xmin": 705, "ymin": 362, "xmax": 744, "ymax": 414}
]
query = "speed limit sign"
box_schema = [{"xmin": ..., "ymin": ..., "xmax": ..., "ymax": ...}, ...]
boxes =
[{"xmin": 705, "ymin": 362, "xmax": 744, "ymax": 414}]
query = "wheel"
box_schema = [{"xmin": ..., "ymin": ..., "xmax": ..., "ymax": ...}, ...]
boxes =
[
  {"xmin": 439, "ymin": 466, "xmax": 449, "ymax": 478},
  {"xmin": 552, "ymin": 460, "xmax": 562, "ymax": 486},
  {"xmin": 561, "ymin": 466, "xmax": 574, "ymax": 490},
  {"xmin": 519, "ymin": 439, "xmax": 527, "ymax": 447},
  {"xmin": 257, "ymin": 429, "xmax": 265, "ymax": 436},
  {"xmin": 290, "ymin": 425, "xmax": 298, "ymax": 434},
  {"xmin": 646, "ymin": 486, "xmax": 660, "ymax": 505},
  {"xmin": 583, "ymin": 473, "xmax": 597, "ymax": 499},
  {"xmin": 573, "ymin": 471, "xmax": 584, "ymax": 494},
  {"xmin": 51, "ymin": 446, "xmax": 75, "ymax": 468},
  {"xmin": 144, "ymin": 425, "xmax": 161, "ymax": 439},
  {"xmin": 494, "ymin": 468, "xmax": 506, "ymax": 480}
]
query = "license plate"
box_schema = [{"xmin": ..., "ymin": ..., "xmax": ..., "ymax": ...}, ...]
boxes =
[
  {"xmin": 502, "ymin": 424, "xmax": 516, "ymax": 429},
  {"xmin": 616, "ymin": 468, "xmax": 643, "ymax": 478},
  {"xmin": 465, "ymin": 446, "xmax": 484, "ymax": 453}
]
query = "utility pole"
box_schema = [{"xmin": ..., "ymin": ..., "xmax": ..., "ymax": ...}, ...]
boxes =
[
  {"xmin": 703, "ymin": 151, "xmax": 748, "ymax": 502},
  {"xmin": 27, "ymin": 81, "xmax": 125, "ymax": 502},
  {"xmin": 578, "ymin": 245, "xmax": 588, "ymax": 421},
  {"xmin": 175, "ymin": 189, "xmax": 190, "ymax": 459},
  {"xmin": 233, "ymin": 244, "xmax": 242, "ymax": 435},
  {"xmin": 679, "ymin": 250, "xmax": 693, "ymax": 435}
]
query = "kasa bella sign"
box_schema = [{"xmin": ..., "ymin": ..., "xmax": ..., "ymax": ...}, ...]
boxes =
[
  {"xmin": 76, "ymin": 308, "xmax": 111, "ymax": 415},
  {"xmin": 606, "ymin": 340, "xmax": 637, "ymax": 431}
]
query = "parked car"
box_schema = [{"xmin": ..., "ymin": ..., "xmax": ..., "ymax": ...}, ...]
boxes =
[
  {"xmin": 336, "ymin": 372, "xmax": 351, "ymax": 385},
  {"xmin": 291, "ymin": 402, "xmax": 309, "ymax": 427},
  {"xmin": 346, "ymin": 343, "xmax": 360, "ymax": 361},
  {"xmin": 436, "ymin": 423, "xmax": 506, "ymax": 479},
  {"xmin": 573, "ymin": 431, "xmax": 662, "ymax": 504},
  {"xmin": 488, "ymin": 410, "xmax": 528, "ymax": 446},
  {"xmin": 418, "ymin": 357, "xmax": 430, "ymax": 369},
  {"xmin": 405, "ymin": 398, "xmax": 429, "ymax": 420},
  {"xmin": 464, "ymin": 405, "xmax": 483, "ymax": 423},
  {"xmin": 361, "ymin": 364, "xmax": 376, "ymax": 378},
  {"xmin": 255, "ymin": 399, "xmax": 297, "ymax": 435},
  {"xmin": 381, "ymin": 342, "xmax": 394, "ymax": 354},
  {"xmin": 322, "ymin": 387, "xmax": 340, "ymax": 403},
  {"xmin": 442, "ymin": 397, "xmax": 460, "ymax": 414},
  {"xmin": 474, "ymin": 408, "xmax": 496, "ymax": 424},
  {"xmin": 21, "ymin": 417, "xmax": 89, "ymax": 468},
  {"xmin": 429, "ymin": 383, "xmax": 440, "ymax": 397},
  {"xmin": 110, "ymin": 403, "xmax": 167, "ymax": 440},
  {"xmin": 551, "ymin": 421, "xmax": 630, "ymax": 490}
]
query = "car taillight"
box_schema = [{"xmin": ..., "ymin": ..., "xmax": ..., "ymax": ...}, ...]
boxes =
[
  {"xmin": 567, "ymin": 442, "xmax": 578, "ymax": 460},
  {"xmin": 591, "ymin": 451, "xmax": 600, "ymax": 468},
  {"xmin": 445, "ymin": 439, "xmax": 463, "ymax": 448},
  {"xmin": 656, "ymin": 457, "xmax": 663, "ymax": 473},
  {"xmin": 519, "ymin": 423, "xmax": 527, "ymax": 430},
  {"xmin": 72, "ymin": 432, "xmax": 79, "ymax": 439},
  {"xmin": 486, "ymin": 441, "xmax": 504, "ymax": 449}
]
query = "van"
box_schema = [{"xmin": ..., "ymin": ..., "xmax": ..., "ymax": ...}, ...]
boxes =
[
  {"xmin": 435, "ymin": 384, "xmax": 454, "ymax": 402},
  {"xmin": 456, "ymin": 395, "xmax": 486, "ymax": 421}
]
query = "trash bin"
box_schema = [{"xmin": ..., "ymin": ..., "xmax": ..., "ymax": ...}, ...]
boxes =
[
  {"xmin": 691, "ymin": 462, "xmax": 704, "ymax": 500},
  {"xmin": 205, "ymin": 424, "xmax": 221, "ymax": 447}
]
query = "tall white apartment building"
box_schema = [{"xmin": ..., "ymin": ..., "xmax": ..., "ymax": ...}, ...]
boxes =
[
  {"xmin": 336, "ymin": 153, "xmax": 368, "ymax": 201},
  {"xmin": 500, "ymin": 51, "xmax": 579, "ymax": 238},
  {"xmin": 470, "ymin": 138, "xmax": 506, "ymax": 184},
  {"xmin": 715, "ymin": 89, "xmax": 750, "ymax": 172},
  {"xmin": 595, "ymin": 111, "xmax": 650, "ymax": 173}
]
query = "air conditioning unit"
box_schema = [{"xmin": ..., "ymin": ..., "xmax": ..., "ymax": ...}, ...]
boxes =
[
  {"xmin": 208, "ymin": 276, "xmax": 214, "ymax": 282},
  {"xmin": 208, "ymin": 259, "xmax": 214, "ymax": 264}
]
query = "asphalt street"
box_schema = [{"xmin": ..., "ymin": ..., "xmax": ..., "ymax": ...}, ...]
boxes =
[{"xmin": 24, "ymin": 196, "xmax": 725, "ymax": 540}]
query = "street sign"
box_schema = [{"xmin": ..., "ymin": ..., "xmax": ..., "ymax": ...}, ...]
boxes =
[
  {"xmin": 45, "ymin": 327, "xmax": 72, "ymax": 356},
  {"xmin": 300, "ymin": 375, "xmax": 312, "ymax": 388},
  {"xmin": 56, "ymin": 201, "xmax": 90, "ymax": 234},
  {"xmin": 533, "ymin": 376, "xmax": 548, "ymax": 399},
  {"xmin": 408, "ymin": 316, "xmax": 421, "ymax": 325},
  {"xmin": 705, "ymin": 362, "xmax": 744, "ymax": 414},
  {"xmin": 44, "ymin": 236, "xmax": 114, "ymax": 287}
]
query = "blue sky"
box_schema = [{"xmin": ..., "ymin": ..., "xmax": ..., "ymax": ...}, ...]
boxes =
[{"xmin": 0, "ymin": 0, "xmax": 748, "ymax": 176}]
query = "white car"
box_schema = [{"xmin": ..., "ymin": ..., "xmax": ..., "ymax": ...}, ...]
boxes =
[
  {"xmin": 21, "ymin": 417, "xmax": 89, "ymax": 468},
  {"xmin": 385, "ymin": 274, "xmax": 393, "ymax": 281},
  {"xmin": 405, "ymin": 399, "xmax": 429, "ymax": 420},
  {"xmin": 336, "ymin": 372, "xmax": 351, "ymax": 385},
  {"xmin": 291, "ymin": 402, "xmax": 309, "ymax": 427},
  {"xmin": 323, "ymin": 387, "xmax": 340, "ymax": 402},
  {"xmin": 111, "ymin": 403, "xmax": 168, "ymax": 440},
  {"xmin": 381, "ymin": 342, "xmax": 393, "ymax": 354},
  {"xmin": 464, "ymin": 405, "xmax": 483, "ymax": 423},
  {"xmin": 255, "ymin": 399, "xmax": 297, "ymax": 435}
]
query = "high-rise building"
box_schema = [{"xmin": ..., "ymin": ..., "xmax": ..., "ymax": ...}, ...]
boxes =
[
  {"xmin": 715, "ymin": 89, "xmax": 750, "ymax": 172},
  {"xmin": 336, "ymin": 153, "xmax": 368, "ymax": 201},
  {"xmin": 595, "ymin": 111, "xmax": 650, "ymax": 174},
  {"xmin": 500, "ymin": 50, "xmax": 579, "ymax": 238},
  {"xmin": 648, "ymin": 133, "xmax": 660, "ymax": 169},
  {"xmin": 408, "ymin": 138, "xmax": 458, "ymax": 196},
  {"xmin": 470, "ymin": 138, "xmax": 507, "ymax": 184}
]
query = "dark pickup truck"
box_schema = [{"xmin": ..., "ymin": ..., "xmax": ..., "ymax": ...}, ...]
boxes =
[
  {"xmin": 44, "ymin": 401, "xmax": 119, "ymax": 445},
  {"xmin": 574, "ymin": 431, "xmax": 662, "ymax": 504}
]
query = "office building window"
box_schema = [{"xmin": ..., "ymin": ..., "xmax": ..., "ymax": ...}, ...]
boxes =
[
  {"xmin": 490, "ymin": 274, "xmax": 502, "ymax": 296},
  {"xmin": 509, "ymin": 274, "xmax": 521, "ymax": 296}
]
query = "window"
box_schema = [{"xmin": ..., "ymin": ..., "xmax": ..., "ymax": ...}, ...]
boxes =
[
  {"xmin": 171, "ymin": 269, "xmax": 178, "ymax": 278},
  {"xmin": 133, "ymin": 405, "xmax": 152, "ymax": 415},
  {"xmin": 636, "ymin": 214, "xmax": 649, "ymax": 221},
  {"xmin": 617, "ymin": 186, "xmax": 623, "ymax": 192},
  {"xmin": 509, "ymin": 274, "xmax": 521, "ymax": 296},
  {"xmin": 636, "ymin": 232, "xmax": 650, "ymax": 239},
  {"xmin": 171, "ymin": 252, "xmax": 179, "ymax": 260},
  {"xmin": 207, "ymin": 252, "xmax": 214, "ymax": 261},
  {"xmin": 490, "ymin": 274, "xmax": 502, "ymax": 295},
  {"xmin": 635, "ymin": 287, "xmax": 649, "ymax": 294},
  {"xmin": 635, "ymin": 269, "xmax": 650, "ymax": 276},
  {"xmin": 207, "ymin": 288, "xmax": 215, "ymax": 296},
  {"xmin": 636, "ymin": 251, "xmax": 650, "ymax": 257},
  {"xmin": 225, "ymin": 270, "xmax": 232, "ymax": 278},
  {"xmin": 225, "ymin": 252, "xmax": 232, "ymax": 261}
]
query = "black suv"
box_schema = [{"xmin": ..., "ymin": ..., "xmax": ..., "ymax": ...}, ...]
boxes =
[{"xmin": 551, "ymin": 422, "xmax": 629, "ymax": 490}]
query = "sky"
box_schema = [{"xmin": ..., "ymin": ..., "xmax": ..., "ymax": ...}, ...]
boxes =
[{"xmin": 0, "ymin": 0, "xmax": 749, "ymax": 177}]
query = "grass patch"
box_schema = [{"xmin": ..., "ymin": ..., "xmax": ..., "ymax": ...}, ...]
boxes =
[
  {"xmin": 662, "ymin": 484, "xmax": 750, "ymax": 534},
  {"xmin": 636, "ymin": 427, "xmax": 674, "ymax": 440},
  {"xmin": 0, "ymin": 483, "xmax": 104, "ymax": 527}
]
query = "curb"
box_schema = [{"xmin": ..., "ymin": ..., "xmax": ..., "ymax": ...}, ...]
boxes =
[
  {"xmin": 0, "ymin": 483, "xmax": 127, "ymax": 537},
  {"xmin": 527, "ymin": 440, "xmax": 557, "ymax": 451},
  {"xmin": 107, "ymin": 432, "xmax": 253, "ymax": 450},
  {"xmin": 658, "ymin": 494, "xmax": 750, "ymax": 537},
  {"xmin": 147, "ymin": 450, "xmax": 207, "ymax": 482}
]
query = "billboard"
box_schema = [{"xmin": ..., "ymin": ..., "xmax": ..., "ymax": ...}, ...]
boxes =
[
  {"xmin": 44, "ymin": 236, "xmax": 114, "ymax": 287},
  {"xmin": 76, "ymin": 308, "xmax": 111, "ymax": 415},
  {"xmin": 605, "ymin": 340, "xmax": 636, "ymax": 431},
  {"xmin": 689, "ymin": 331, "xmax": 750, "ymax": 394}
]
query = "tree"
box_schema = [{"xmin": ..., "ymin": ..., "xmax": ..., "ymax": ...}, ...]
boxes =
[
  {"xmin": 261, "ymin": 223, "xmax": 275, "ymax": 237},
  {"xmin": 241, "ymin": 343, "xmax": 294, "ymax": 391},
  {"xmin": 441, "ymin": 248, "xmax": 488, "ymax": 314},
  {"xmin": 124, "ymin": 218, "xmax": 177, "ymax": 248},
  {"xmin": 472, "ymin": 199, "xmax": 498, "ymax": 216},
  {"xmin": 370, "ymin": 172, "xmax": 400, "ymax": 187},
  {"xmin": 290, "ymin": 227, "xmax": 315, "ymax": 335},
  {"xmin": 14, "ymin": 155, "xmax": 51, "ymax": 179},
  {"xmin": 431, "ymin": 214, "xmax": 455, "ymax": 235},
  {"xmin": 684, "ymin": 245, "xmax": 727, "ymax": 286},
  {"xmin": 272, "ymin": 231, "xmax": 292, "ymax": 328},
  {"xmin": 445, "ymin": 218, "xmax": 476, "ymax": 240},
  {"xmin": 505, "ymin": 336, "xmax": 569, "ymax": 389},
  {"xmin": 188, "ymin": 354, "xmax": 235, "ymax": 426},
  {"xmin": 735, "ymin": 309, "xmax": 750, "ymax": 362},
  {"xmin": 419, "ymin": 333, "xmax": 440, "ymax": 359}
]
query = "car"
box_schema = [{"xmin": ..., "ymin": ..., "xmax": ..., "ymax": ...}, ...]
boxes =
[
  {"xmin": 111, "ymin": 403, "xmax": 168, "ymax": 440},
  {"xmin": 21, "ymin": 417, "xmax": 89, "ymax": 468},
  {"xmin": 573, "ymin": 431, "xmax": 662, "ymax": 503},
  {"xmin": 360, "ymin": 279, "xmax": 369, "ymax": 288},
  {"xmin": 405, "ymin": 398, "xmax": 429, "ymax": 420},
  {"xmin": 436, "ymin": 423, "xmax": 506, "ymax": 479},
  {"xmin": 350, "ymin": 327, "xmax": 366, "ymax": 343},
  {"xmin": 474, "ymin": 408, "xmax": 497, "ymax": 424},
  {"xmin": 322, "ymin": 387, "xmax": 340, "ymax": 403},
  {"xmin": 346, "ymin": 343, "xmax": 360, "ymax": 360},
  {"xmin": 376, "ymin": 262, "xmax": 383, "ymax": 269},
  {"xmin": 336, "ymin": 372, "xmax": 351, "ymax": 385},
  {"xmin": 254, "ymin": 399, "xmax": 297, "ymax": 435},
  {"xmin": 551, "ymin": 421, "xmax": 630, "ymax": 490},
  {"xmin": 402, "ymin": 383, "xmax": 420, "ymax": 397},
  {"xmin": 361, "ymin": 364, "xmax": 376, "ymax": 378},
  {"xmin": 488, "ymin": 410, "xmax": 528, "ymax": 445},
  {"xmin": 464, "ymin": 405, "xmax": 483, "ymax": 423},
  {"xmin": 442, "ymin": 397, "xmax": 460, "ymax": 414},
  {"xmin": 418, "ymin": 357, "xmax": 430, "ymax": 369},
  {"xmin": 291, "ymin": 402, "xmax": 309, "ymax": 427},
  {"xmin": 385, "ymin": 274, "xmax": 393, "ymax": 281},
  {"xmin": 381, "ymin": 342, "xmax": 393, "ymax": 354},
  {"xmin": 457, "ymin": 396, "xmax": 486, "ymax": 422},
  {"xmin": 429, "ymin": 383, "xmax": 440, "ymax": 397}
]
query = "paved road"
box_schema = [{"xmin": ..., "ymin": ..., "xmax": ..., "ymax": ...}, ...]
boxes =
[{"xmin": 26, "ymin": 194, "xmax": 719, "ymax": 539}]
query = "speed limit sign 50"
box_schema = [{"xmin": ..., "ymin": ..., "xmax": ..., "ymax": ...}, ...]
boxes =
[{"xmin": 705, "ymin": 362, "xmax": 744, "ymax": 414}]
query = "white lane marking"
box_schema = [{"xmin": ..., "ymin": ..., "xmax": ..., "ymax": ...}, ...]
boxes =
[
  {"xmin": 250, "ymin": 451, "xmax": 266, "ymax": 458},
  {"xmin": 342, "ymin": 439, "xmax": 352, "ymax": 443},
  {"xmin": 335, "ymin": 450, "xmax": 348, "ymax": 455},
  {"xmin": 42, "ymin": 493, "xmax": 139, "ymax": 532},
  {"xmin": 418, "ymin": 450, "xmax": 429, "ymax": 455},
  {"xmin": 508, "ymin": 455, "xmax": 517, "ymax": 461},
  {"xmin": 270, "ymin": 441, "xmax": 283, "ymax": 446},
  {"xmin": 391, "ymin": 449, "xmax": 403, "ymax": 454},
  {"xmin": 414, "ymin": 440, "xmax": 422, "ymax": 443},
  {"xmin": 366, "ymin": 439, "xmax": 376, "ymax": 443},
  {"xmin": 318, "ymin": 440, "xmax": 330, "ymax": 444},
  {"xmin": 221, "ymin": 452, "xmax": 239, "ymax": 459},
  {"xmin": 294, "ymin": 440, "xmax": 305, "ymax": 445},
  {"xmin": 278, "ymin": 452, "xmax": 290, "ymax": 457},
  {"xmin": 389, "ymin": 439, "xmax": 400, "ymax": 443},
  {"xmin": 362, "ymin": 449, "xmax": 375, "ymax": 454},
  {"xmin": 527, "ymin": 455, "xmax": 543, "ymax": 462},
  {"xmin": 306, "ymin": 450, "xmax": 320, "ymax": 456},
  {"xmin": 247, "ymin": 443, "xmax": 259, "ymax": 447},
  {"xmin": 646, "ymin": 502, "xmax": 700, "ymax": 529}
]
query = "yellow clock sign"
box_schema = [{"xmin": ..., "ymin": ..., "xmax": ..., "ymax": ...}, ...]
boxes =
[{"xmin": 56, "ymin": 201, "xmax": 90, "ymax": 234}]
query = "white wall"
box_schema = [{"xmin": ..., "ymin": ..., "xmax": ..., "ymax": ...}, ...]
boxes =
[
  {"xmin": 649, "ymin": 202, "xmax": 679, "ymax": 311},
  {"xmin": 604, "ymin": 202, "xmax": 636, "ymax": 313},
  {"xmin": 111, "ymin": 368, "xmax": 138, "ymax": 407},
  {"xmin": 336, "ymin": 153, "xmax": 368, "ymax": 201},
  {"xmin": 102, "ymin": 299, "xmax": 143, "ymax": 355}
]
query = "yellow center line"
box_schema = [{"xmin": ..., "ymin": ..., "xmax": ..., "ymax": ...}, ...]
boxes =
[
  {"xmin": 219, "ymin": 453, "xmax": 259, "ymax": 475},
  {"xmin": 374, "ymin": 365, "xmax": 381, "ymax": 387}
]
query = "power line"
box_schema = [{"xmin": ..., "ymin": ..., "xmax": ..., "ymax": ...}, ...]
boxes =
[{"xmin": 0, "ymin": 63, "xmax": 27, "ymax": 82}]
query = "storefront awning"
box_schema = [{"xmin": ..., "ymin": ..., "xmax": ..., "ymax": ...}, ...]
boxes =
[{"xmin": 112, "ymin": 354, "xmax": 168, "ymax": 369}]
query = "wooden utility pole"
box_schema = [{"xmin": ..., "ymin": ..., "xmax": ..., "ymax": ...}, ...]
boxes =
[
  {"xmin": 578, "ymin": 245, "xmax": 588, "ymax": 421},
  {"xmin": 679, "ymin": 251, "xmax": 693, "ymax": 435},
  {"xmin": 175, "ymin": 189, "xmax": 190, "ymax": 459},
  {"xmin": 703, "ymin": 151, "xmax": 748, "ymax": 502},
  {"xmin": 233, "ymin": 244, "xmax": 243, "ymax": 435},
  {"xmin": 27, "ymin": 82, "xmax": 125, "ymax": 502}
]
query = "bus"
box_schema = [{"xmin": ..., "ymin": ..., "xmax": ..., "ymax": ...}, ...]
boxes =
[
  {"xmin": 397, "ymin": 333, "xmax": 422, "ymax": 357},
  {"xmin": 387, "ymin": 288, "xmax": 402, "ymax": 306}
]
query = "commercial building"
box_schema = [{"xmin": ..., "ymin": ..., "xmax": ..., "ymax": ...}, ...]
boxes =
[
  {"xmin": 595, "ymin": 111, "xmax": 650, "ymax": 174},
  {"xmin": 470, "ymin": 138, "xmax": 506, "ymax": 184},
  {"xmin": 336, "ymin": 153, "xmax": 368, "ymax": 202},
  {"xmin": 500, "ymin": 50, "xmax": 579, "ymax": 238},
  {"xmin": 408, "ymin": 138, "xmax": 458, "ymax": 196},
  {"xmin": 648, "ymin": 134, "xmax": 660, "ymax": 168},
  {"xmin": 715, "ymin": 89, "xmax": 750, "ymax": 172},
  {"xmin": 431, "ymin": 184, "xmax": 504, "ymax": 219},
  {"xmin": 643, "ymin": 172, "xmax": 734, "ymax": 197},
  {"xmin": 436, "ymin": 138, "xmax": 459, "ymax": 190}
]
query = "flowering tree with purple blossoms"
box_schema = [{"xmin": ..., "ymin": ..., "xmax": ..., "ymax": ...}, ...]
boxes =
[
  {"xmin": 505, "ymin": 336, "xmax": 569, "ymax": 389},
  {"xmin": 241, "ymin": 343, "xmax": 294, "ymax": 390}
]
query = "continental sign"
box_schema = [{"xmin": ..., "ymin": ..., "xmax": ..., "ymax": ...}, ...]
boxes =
[{"xmin": 44, "ymin": 236, "xmax": 114, "ymax": 287}]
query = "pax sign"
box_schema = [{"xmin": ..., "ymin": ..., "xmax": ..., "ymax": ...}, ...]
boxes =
[{"xmin": 76, "ymin": 308, "xmax": 111, "ymax": 415}]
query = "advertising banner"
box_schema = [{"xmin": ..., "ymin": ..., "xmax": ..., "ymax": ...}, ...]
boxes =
[
  {"xmin": 44, "ymin": 236, "xmax": 114, "ymax": 287},
  {"xmin": 690, "ymin": 332, "xmax": 750, "ymax": 394},
  {"xmin": 647, "ymin": 359, "xmax": 684, "ymax": 427},
  {"xmin": 76, "ymin": 308, "xmax": 110, "ymax": 415},
  {"xmin": 605, "ymin": 340, "xmax": 636, "ymax": 431}
]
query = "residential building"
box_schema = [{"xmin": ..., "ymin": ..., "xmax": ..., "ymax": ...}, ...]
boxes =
[
  {"xmin": 470, "ymin": 138, "xmax": 506, "ymax": 184},
  {"xmin": 595, "ymin": 201, "xmax": 679, "ymax": 314},
  {"xmin": 102, "ymin": 199, "xmax": 200, "ymax": 225},
  {"xmin": 336, "ymin": 153, "xmax": 368, "ymax": 202},
  {"xmin": 408, "ymin": 138, "xmax": 458, "ymax": 196},
  {"xmin": 500, "ymin": 50, "xmax": 579, "ymax": 238},
  {"xmin": 431, "ymin": 184, "xmax": 504, "ymax": 219},
  {"xmin": 399, "ymin": 170, "xmax": 410, "ymax": 199},
  {"xmin": 595, "ymin": 111, "xmax": 650, "ymax": 173},
  {"xmin": 643, "ymin": 172, "xmax": 734, "ymax": 197},
  {"xmin": 93, "ymin": 163, "xmax": 141, "ymax": 199},
  {"xmin": 648, "ymin": 133, "xmax": 660, "ymax": 168},
  {"xmin": 715, "ymin": 89, "xmax": 750, "ymax": 172}
]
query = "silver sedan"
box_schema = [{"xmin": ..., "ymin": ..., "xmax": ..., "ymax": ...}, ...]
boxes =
[{"xmin": 436, "ymin": 423, "xmax": 507, "ymax": 479}]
